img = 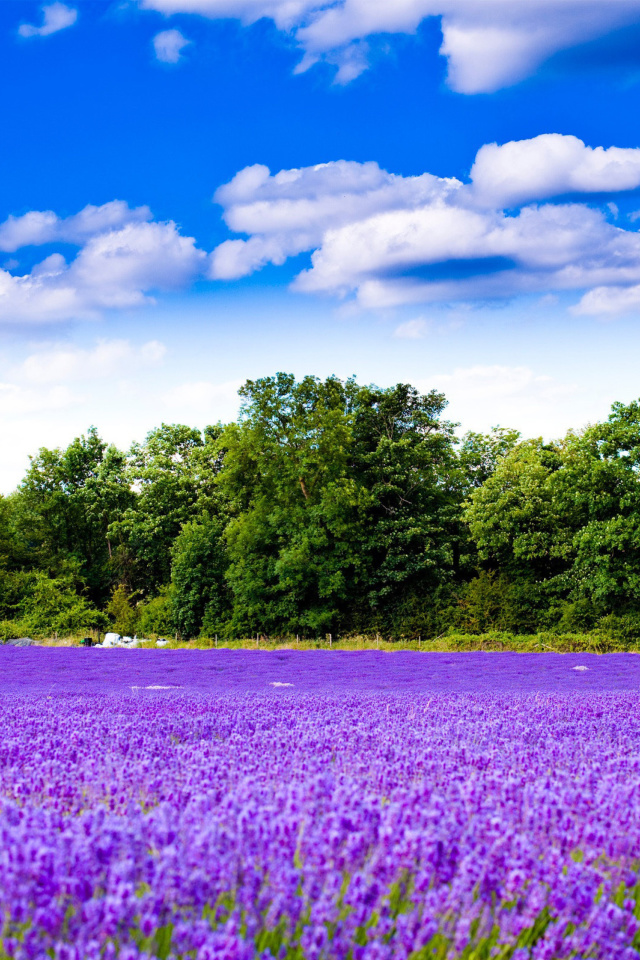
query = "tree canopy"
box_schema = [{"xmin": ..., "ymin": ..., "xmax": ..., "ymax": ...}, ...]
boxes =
[{"xmin": 4, "ymin": 375, "xmax": 640, "ymax": 642}]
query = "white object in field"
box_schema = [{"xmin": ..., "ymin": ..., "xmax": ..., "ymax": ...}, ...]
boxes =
[
  {"xmin": 572, "ymin": 665, "xmax": 589, "ymax": 671},
  {"xmin": 103, "ymin": 633, "xmax": 121, "ymax": 647},
  {"xmin": 270, "ymin": 682, "xmax": 294, "ymax": 687},
  {"xmin": 156, "ymin": 639, "xmax": 169, "ymax": 647}
]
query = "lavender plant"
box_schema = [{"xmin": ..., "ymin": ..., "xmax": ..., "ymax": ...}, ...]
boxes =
[{"xmin": 1, "ymin": 650, "xmax": 640, "ymax": 958}]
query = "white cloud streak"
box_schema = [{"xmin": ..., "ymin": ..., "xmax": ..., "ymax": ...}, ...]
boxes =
[
  {"xmin": 139, "ymin": 0, "xmax": 640, "ymax": 92},
  {"xmin": 20, "ymin": 339, "xmax": 167, "ymax": 383},
  {"xmin": 416, "ymin": 364, "xmax": 581, "ymax": 440},
  {"xmin": 19, "ymin": 2, "xmax": 77, "ymax": 38},
  {"xmin": 394, "ymin": 318, "xmax": 428, "ymax": 339},
  {"xmin": 164, "ymin": 378, "xmax": 244, "ymax": 410}
]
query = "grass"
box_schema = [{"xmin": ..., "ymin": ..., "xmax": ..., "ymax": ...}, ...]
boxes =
[{"xmin": 31, "ymin": 630, "xmax": 640, "ymax": 653}]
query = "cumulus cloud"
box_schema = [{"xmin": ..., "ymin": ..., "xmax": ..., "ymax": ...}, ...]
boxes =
[
  {"xmin": 294, "ymin": 202, "xmax": 640, "ymax": 306},
  {"xmin": 19, "ymin": 2, "xmax": 77, "ymax": 38},
  {"xmin": 209, "ymin": 160, "xmax": 458, "ymax": 279},
  {"xmin": 140, "ymin": 0, "xmax": 640, "ymax": 92},
  {"xmin": 153, "ymin": 28, "xmax": 191, "ymax": 62},
  {"xmin": 210, "ymin": 135, "xmax": 640, "ymax": 313},
  {"xmin": 0, "ymin": 206, "xmax": 206, "ymax": 324},
  {"xmin": 470, "ymin": 135, "xmax": 640, "ymax": 208},
  {"xmin": 572, "ymin": 284, "xmax": 640, "ymax": 316},
  {"xmin": 0, "ymin": 201, "xmax": 152, "ymax": 252}
]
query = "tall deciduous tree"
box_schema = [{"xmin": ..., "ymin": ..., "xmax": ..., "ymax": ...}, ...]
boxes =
[
  {"xmin": 214, "ymin": 374, "xmax": 459, "ymax": 637},
  {"xmin": 463, "ymin": 400, "xmax": 640, "ymax": 629},
  {"xmin": 110, "ymin": 423, "xmax": 222, "ymax": 595},
  {"xmin": 15, "ymin": 428, "xmax": 133, "ymax": 604}
]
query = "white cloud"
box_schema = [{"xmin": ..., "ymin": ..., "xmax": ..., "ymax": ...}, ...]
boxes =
[
  {"xmin": 0, "ymin": 201, "xmax": 151, "ymax": 252},
  {"xmin": 394, "ymin": 318, "xmax": 428, "ymax": 339},
  {"xmin": 140, "ymin": 1, "xmax": 640, "ymax": 92},
  {"xmin": 140, "ymin": 0, "xmax": 320, "ymax": 30},
  {"xmin": 210, "ymin": 138, "xmax": 640, "ymax": 313},
  {"xmin": 19, "ymin": 2, "xmax": 77, "ymax": 38},
  {"xmin": 69, "ymin": 221, "xmax": 205, "ymax": 307},
  {"xmin": 470, "ymin": 135, "xmax": 640, "ymax": 208},
  {"xmin": 572, "ymin": 284, "xmax": 640, "ymax": 316},
  {"xmin": 153, "ymin": 28, "xmax": 191, "ymax": 63},
  {"xmin": 0, "ymin": 382, "xmax": 78, "ymax": 416},
  {"xmin": 20, "ymin": 339, "xmax": 167, "ymax": 383},
  {"xmin": 295, "ymin": 201, "xmax": 640, "ymax": 306},
  {"xmin": 427, "ymin": 365, "xmax": 576, "ymax": 402},
  {"xmin": 0, "ymin": 211, "xmax": 206, "ymax": 324},
  {"xmin": 209, "ymin": 160, "xmax": 458, "ymax": 279},
  {"xmin": 417, "ymin": 364, "xmax": 580, "ymax": 439}
]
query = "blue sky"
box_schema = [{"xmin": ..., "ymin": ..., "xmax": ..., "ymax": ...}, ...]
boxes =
[{"xmin": 3, "ymin": 0, "xmax": 640, "ymax": 489}]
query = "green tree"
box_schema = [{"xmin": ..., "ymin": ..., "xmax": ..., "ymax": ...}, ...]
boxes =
[
  {"xmin": 14, "ymin": 428, "xmax": 132, "ymax": 605},
  {"xmin": 106, "ymin": 584, "xmax": 138, "ymax": 636},
  {"xmin": 109, "ymin": 423, "xmax": 222, "ymax": 595},
  {"xmin": 456, "ymin": 427, "xmax": 521, "ymax": 494},
  {"xmin": 171, "ymin": 515, "xmax": 229, "ymax": 638},
  {"xmin": 218, "ymin": 374, "xmax": 367, "ymax": 636},
  {"xmin": 13, "ymin": 570, "xmax": 106, "ymax": 636},
  {"xmin": 554, "ymin": 401, "xmax": 640, "ymax": 614},
  {"xmin": 216, "ymin": 374, "xmax": 459, "ymax": 637},
  {"xmin": 463, "ymin": 401, "xmax": 640, "ymax": 629},
  {"xmin": 349, "ymin": 381, "xmax": 459, "ymax": 626},
  {"xmin": 464, "ymin": 439, "xmax": 567, "ymax": 580}
]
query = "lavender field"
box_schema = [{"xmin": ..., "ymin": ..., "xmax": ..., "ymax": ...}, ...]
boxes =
[{"xmin": 2, "ymin": 651, "xmax": 640, "ymax": 959}]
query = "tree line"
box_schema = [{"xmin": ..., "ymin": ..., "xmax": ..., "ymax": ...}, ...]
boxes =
[{"xmin": 2, "ymin": 372, "xmax": 639, "ymax": 642}]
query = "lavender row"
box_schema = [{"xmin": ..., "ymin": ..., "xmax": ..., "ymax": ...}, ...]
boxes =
[
  {"xmin": 2, "ymin": 691, "xmax": 640, "ymax": 958},
  {"xmin": 1, "ymin": 648, "xmax": 640, "ymax": 695}
]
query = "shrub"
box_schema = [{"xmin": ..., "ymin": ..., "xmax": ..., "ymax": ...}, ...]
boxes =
[
  {"xmin": 106, "ymin": 584, "xmax": 138, "ymax": 636},
  {"xmin": 18, "ymin": 572, "xmax": 107, "ymax": 636},
  {"xmin": 136, "ymin": 588, "xmax": 174, "ymax": 637}
]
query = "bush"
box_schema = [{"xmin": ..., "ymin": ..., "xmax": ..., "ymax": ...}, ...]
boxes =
[
  {"xmin": 17, "ymin": 572, "xmax": 107, "ymax": 636},
  {"xmin": 136, "ymin": 588, "xmax": 174, "ymax": 637},
  {"xmin": 0, "ymin": 619, "xmax": 33, "ymax": 642},
  {"xmin": 597, "ymin": 613, "xmax": 640, "ymax": 645},
  {"xmin": 106, "ymin": 584, "xmax": 138, "ymax": 636}
]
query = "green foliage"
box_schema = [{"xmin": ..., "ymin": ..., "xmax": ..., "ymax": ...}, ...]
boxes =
[
  {"xmin": 107, "ymin": 584, "xmax": 138, "ymax": 636},
  {"xmin": 171, "ymin": 515, "xmax": 229, "ymax": 638},
  {"xmin": 108, "ymin": 423, "xmax": 222, "ymax": 596},
  {"xmin": 17, "ymin": 571, "xmax": 106, "ymax": 636},
  {"xmin": 456, "ymin": 571, "xmax": 508, "ymax": 633},
  {"xmin": 137, "ymin": 588, "xmax": 174, "ymax": 637},
  {"xmin": 462, "ymin": 400, "xmax": 640, "ymax": 632},
  {"xmin": 13, "ymin": 428, "xmax": 133, "ymax": 605},
  {"xmin": 216, "ymin": 374, "xmax": 460, "ymax": 637},
  {"xmin": 8, "ymin": 379, "xmax": 640, "ymax": 641}
]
